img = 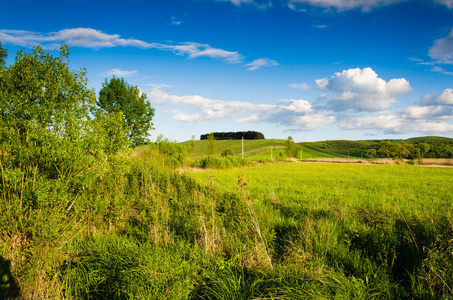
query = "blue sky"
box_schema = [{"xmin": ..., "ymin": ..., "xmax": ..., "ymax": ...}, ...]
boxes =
[{"xmin": 1, "ymin": 0, "xmax": 453, "ymax": 142}]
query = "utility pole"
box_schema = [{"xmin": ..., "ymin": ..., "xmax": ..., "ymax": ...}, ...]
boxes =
[
  {"xmin": 300, "ymin": 149, "xmax": 303, "ymax": 161},
  {"xmin": 242, "ymin": 136, "xmax": 244, "ymax": 159}
]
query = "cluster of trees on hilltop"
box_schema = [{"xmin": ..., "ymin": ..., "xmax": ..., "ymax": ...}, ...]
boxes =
[
  {"xmin": 305, "ymin": 137, "xmax": 453, "ymax": 159},
  {"xmin": 360, "ymin": 138, "xmax": 453, "ymax": 159},
  {"xmin": 200, "ymin": 131, "xmax": 265, "ymax": 140}
]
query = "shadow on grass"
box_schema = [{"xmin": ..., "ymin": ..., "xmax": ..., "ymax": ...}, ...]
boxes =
[{"xmin": 0, "ymin": 256, "xmax": 20, "ymax": 299}]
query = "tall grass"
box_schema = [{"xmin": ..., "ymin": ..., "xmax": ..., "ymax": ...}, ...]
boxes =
[
  {"xmin": 189, "ymin": 163, "xmax": 453, "ymax": 299},
  {"xmin": 2, "ymin": 143, "xmax": 452, "ymax": 299}
]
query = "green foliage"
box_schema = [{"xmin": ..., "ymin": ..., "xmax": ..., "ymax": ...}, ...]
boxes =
[
  {"xmin": 189, "ymin": 134, "xmax": 196, "ymax": 155},
  {"xmin": 205, "ymin": 133, "xmax": 216, "ymax": 156},
  {"xmin": 193, "ymin": 156, "xmax": 251, "ymax": 169},
  {"xmin": 150, "ymin": 135, "xmax": 187, "ymax": 167},
  {"xmin": 200, "ymin": 131, "xmax": 265, "ymax": 140},
  {"xmin": 97, "ymin": 77, "xmax": 154, "ymax": 146},
  {"xmin": 284, "ymin": 136, "xmax": 297, "ymax": 158},
  {"xmin": 221, "ymin": 149, "xmax": 235, "ymax": 157},
  {"xmin": 0, "ymin": 42, "xmax": 7, "ymax": 69}
]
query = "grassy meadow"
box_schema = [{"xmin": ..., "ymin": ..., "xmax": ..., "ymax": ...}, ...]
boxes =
[
  {"xmin": 2, "ymin": 142, "xmax": 453, "ymax": 299},
  {"xmin": 187, "ymin": 162, "xmax": 453, "ymax": 299}
]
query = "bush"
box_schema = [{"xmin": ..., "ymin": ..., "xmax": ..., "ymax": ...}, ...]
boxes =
[
  {"xmin": 192, "ymin": 156, "xmax": 251, "ymax": 169},
  {"xmin": 221, "ymin": 149, "xmax": 235, "ymax": 157}
]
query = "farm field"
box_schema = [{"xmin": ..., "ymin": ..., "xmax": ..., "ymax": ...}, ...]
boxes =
[{"xmin": 187, "ymin": 162, "xmax": 453, "ymax": 299}]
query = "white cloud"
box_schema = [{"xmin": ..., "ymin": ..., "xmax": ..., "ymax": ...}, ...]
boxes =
[
  {"xmin": 338, "ymin": 112, "xmax": 453, "ymax": 134},
  {"xmin": 429, "ymin": 28, "xmax": 453, "ymax": 63},
  {"xmin": 418, "ymin": 89, "xmax": 453, "ymax": 106},
  {"xmin": 159, "ymin": 42, "xmax": 244, "ymax": 63},
  {"xmin": 315, "ymin": 67, "xmax": 412, "ymax": 112},
  {"xmin": 216, "ymin": 0, "xmax": 272, "ymax": 9},
  {"xmin": 245, "ymin": 58, "xmax": 279, "ymax": 70},
  {"xmin": 103, "ymin": 68, "xmax": 138, "ymax": 77},
  {"xmin": 0, "ymin": 28, "xmax": 154, "ymax": 50},
  {"xmin": 287, "ymin": 0, "xmax": 405, "ymax": 12},
  {"xmin": 400, "ymin": 105, "xmax": 453, "ymax": 119},
  {"xmin": 435, "ymin": 0, "xmax": 453, "ymax": 9},
  {"xmin": 149, "ymin": 85, "xmax": 334, "ymax": 130},
  {"xmin": 0, "ymin": 28, "xmax": 244, "ymax": 64},
  {"xmin": 170, "ymin": 16, "xmax": 182, "ymax": 26},
  {"xmin": 431, "ymin": 66, "xmax": 453, "ymax": 75},
  {"xmin": 287, "ymin": 83, "xmax": 311, "ymax": 90}
]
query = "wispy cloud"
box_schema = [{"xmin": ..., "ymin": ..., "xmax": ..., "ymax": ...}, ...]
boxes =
[
  {"xmin": 103, "ymin": 68, "xmax": 138, "ymax": 77},
  {"xmin": 170, "ymin": 16, "xmax": 182, "ymax": 26},
  {"xmin": 287, "ymin": 83, "xmax": 311, "ymax": 90},
  {"xmin": 245, "ymin": 58, "xmax": 279, "ymax": 70},
  {"xmin": 431, "ymin": 66, "xmax": 453, "ymax": 75},
  {"xmin": 429, "ymin": 28, "xmax": 453, "ymax": 64},
  {"xmin": 287, "ymin": 0, "xmax": 406, "ymax": 12},
  {"xmin": 216, "ymin": 0, "xmax": 272, "ymax": 9},
  {"xmin": 435, "ymin": 0, "xmax": 453, "ymax": 9},
  {"xmin": 0, "ymin": 28, "xmax": 244, "ymax": 64}
]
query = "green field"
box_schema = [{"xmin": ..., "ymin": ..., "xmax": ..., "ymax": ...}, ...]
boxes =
[
  {"xmin": 178, "ymin": 138, "xmax": 365, "ymax": 161},
  {"xmin": 187, "ymin": 162, "xmax": 453, "ymax": 299},
  {"xmin": 2, "ymin": 143, "xmax": 453, "ymax": 299}
]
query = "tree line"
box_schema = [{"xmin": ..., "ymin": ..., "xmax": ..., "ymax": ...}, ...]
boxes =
[{"xmin": 200, "ymin": 131, "xmax": 265, "ymax": 140}]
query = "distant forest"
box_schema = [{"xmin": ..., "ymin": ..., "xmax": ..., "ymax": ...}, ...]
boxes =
[
  {"xmin": 200, "ymin": 131, "xmax": 265, "ymax": 140},
  {"xmin": 305, "ymin": 136, "xmax": 453, "ymax": 159}
]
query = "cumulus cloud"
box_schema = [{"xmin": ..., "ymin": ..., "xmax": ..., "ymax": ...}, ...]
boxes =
[
  {"xmin": 0, "ymin": 28, "xmax": 244, "ymax": 64},
  {"xmin": 429, "ymin": 28, "xmax": 453, "ymax": 64},
  {"xmin": 149, "ymin": 85, "xmax": 334, "ymax": 130},
  {"xmin": 315, "ymin": 67, "xmax": 412, "ymax": 112},
  {"xmin": 245, "ymin": 58, "xmax": 279, "ymax": 70},
  {"xmin": 418, "ymin": 89, "xmax": 453, "ymax": 106},
  {"xmin": 287, "ymin": 0, "xmax": 405, "ymax": 12},
  {"xmin": 338, "ymin": 112, "xmax": 453, "ymax": 134},
  {"xmin": 103, "ymin": 68, "xmax": 138, "ymax": 77},
  {"xmin": 400, "ymin": 105, "xmax": 453, "ymax": 119}
]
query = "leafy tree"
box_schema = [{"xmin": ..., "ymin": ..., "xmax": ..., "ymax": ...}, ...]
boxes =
[
  {"xmin": 189, "ymin": 134, "xmax": 196, "ymax": 155},
  {"xmin": 0, "ymin": 42, "xmax": 7, "ymax": 69},
  {"xmin": 205, "ymin": 133, "xmax": 216, "ymax": 156},
  {"xmin": 98, "ymin": 77, "xmax": 155, "ymax": 146},
  {"xmin": 221, "ymin": 149, "xmax": 235, "ymax": 157},
  {"xmin": 366, "ymin": 148, "xmax": 377, "ymax": 158},
  {"xmin": 285, "ymin": 136, "xmax": 297, "ymax": 158}
]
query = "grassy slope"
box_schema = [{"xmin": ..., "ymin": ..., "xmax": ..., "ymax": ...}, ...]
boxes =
[
  {"xmin": 177, "ymin": 136, "xmax": 453, "ymax": 161},
  {"xmin": 179, "ymin": 139, "xmax": 354, "ymax": 160}
]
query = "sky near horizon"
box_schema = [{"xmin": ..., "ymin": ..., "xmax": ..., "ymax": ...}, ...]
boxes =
[{"xmin": 1, "ymin": 0, "xmax": 453, "ymax": 142}]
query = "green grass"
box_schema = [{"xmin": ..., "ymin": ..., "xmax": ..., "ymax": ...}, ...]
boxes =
[
  {"xmin": 3, "ymin": 142, "xmax": 453, "ymax": 299},
  {"xmin": 177, "ymin": 138, "xmax": 360, "ymax": 161},
  {"xmin": 188, "ymin": 163, "xmax": 453, "ymax": 299}
]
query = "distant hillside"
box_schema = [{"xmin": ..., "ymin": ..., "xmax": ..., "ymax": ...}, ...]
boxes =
[
  {"xmin": 405, "ymin": 136, "xmax": 453, "ymax": 146},
  {"xmin": 179, "ymin": 136, "xmax": 453, "ymax": 160},
  {"xmin": 302, "ymin": 136, "xmax": 453, "ymax": 159}
]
